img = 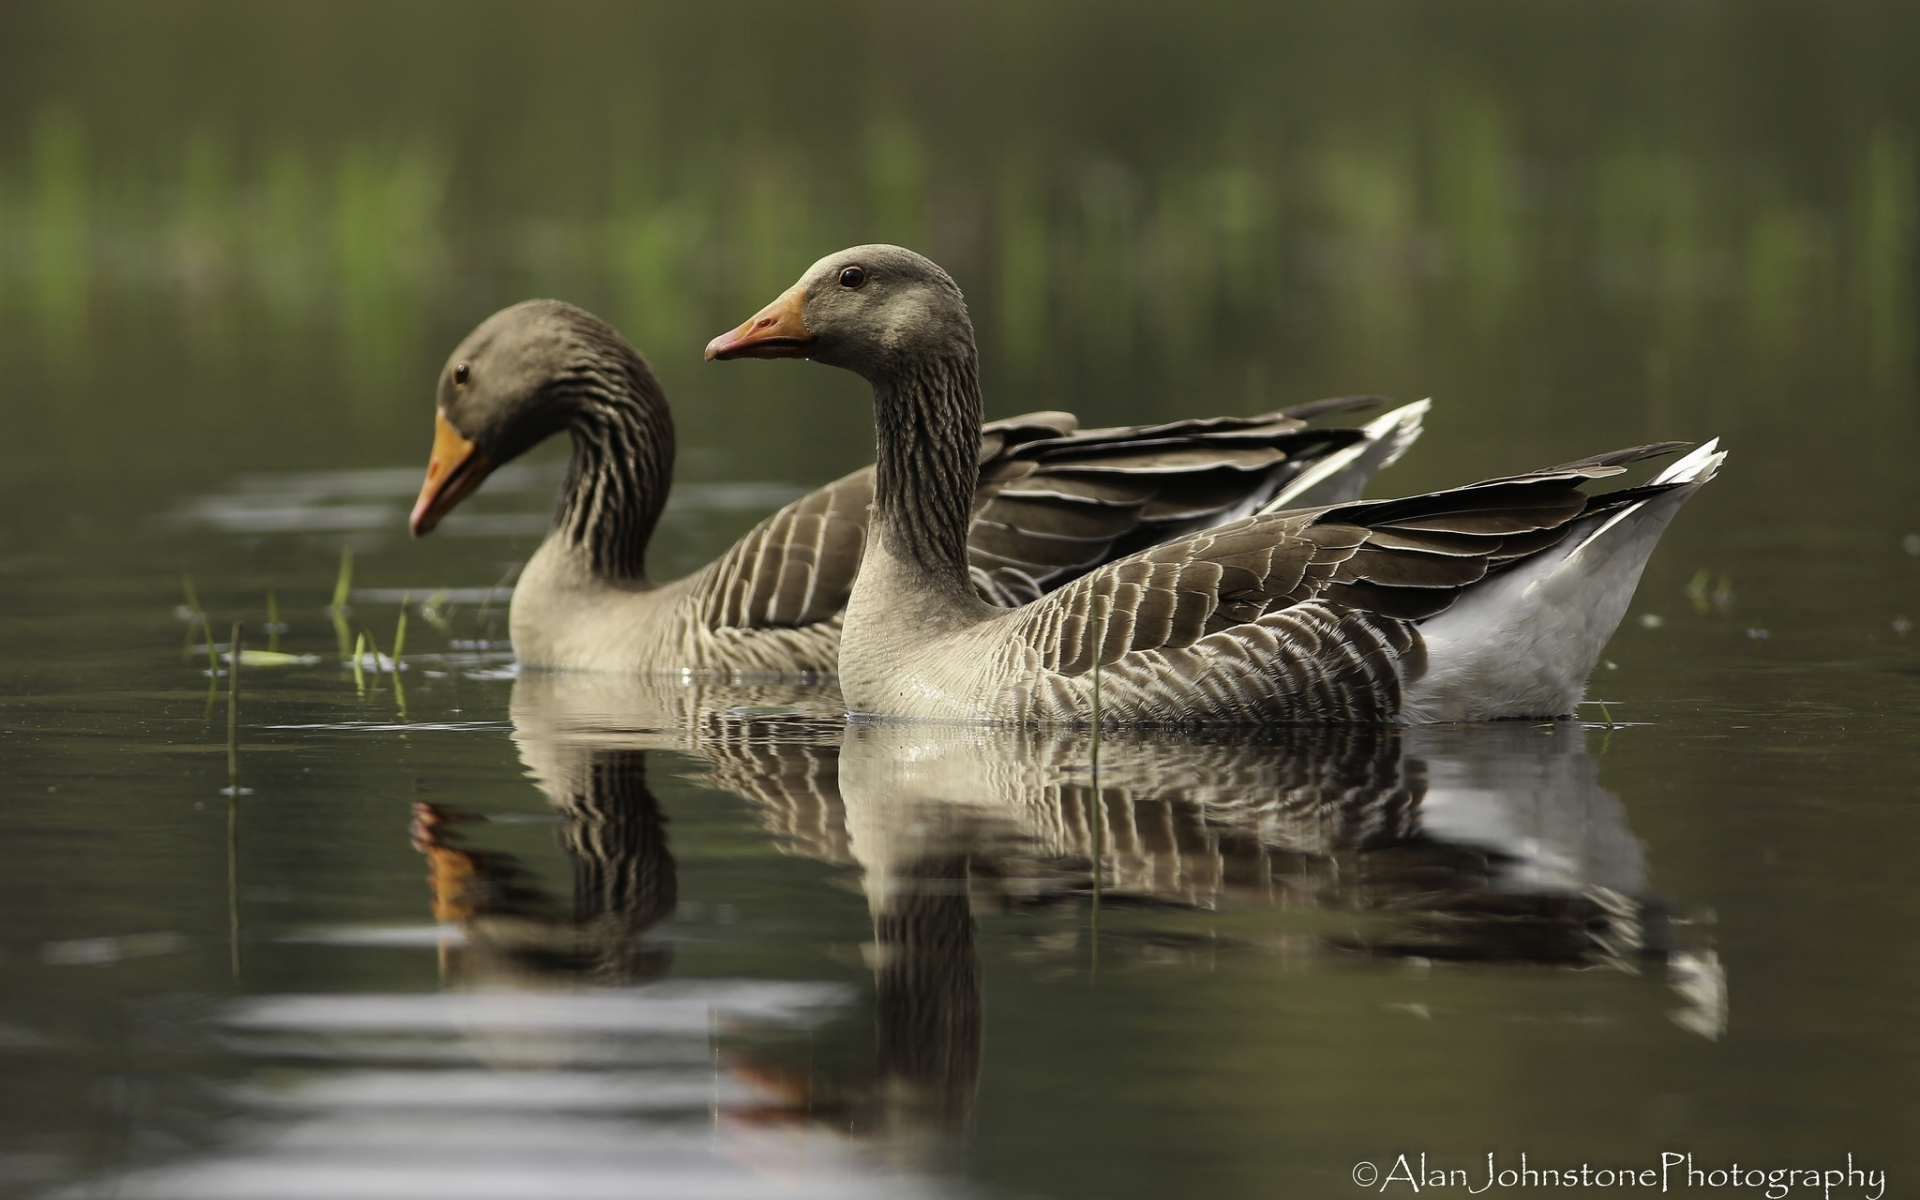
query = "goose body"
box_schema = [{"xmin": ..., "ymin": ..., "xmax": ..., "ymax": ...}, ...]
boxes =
[
  {"xmin": 410, "ymin": 300, "xmax": 1426, "ymax": 674},
  {"xmin": 708, "ymin": 245, "xmax": 1725, "ymax": 725}
]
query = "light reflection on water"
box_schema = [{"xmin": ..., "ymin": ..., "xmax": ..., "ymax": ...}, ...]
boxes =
[
  {"xmin": 40, "ymin": 669, "xmax": 1735, "ymax": 1199},
  {"xmin": 75, "ymin": 985, "xmax": 937, "ymax": 1200}
]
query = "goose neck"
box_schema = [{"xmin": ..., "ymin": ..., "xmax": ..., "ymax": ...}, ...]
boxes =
[
  {"xmin": 870, "ymin": 353, "xmax": 982, "ymax": 592},
  {"xmin": 552, "ymin": 363, "xmax": 675, "ymax": 583}
]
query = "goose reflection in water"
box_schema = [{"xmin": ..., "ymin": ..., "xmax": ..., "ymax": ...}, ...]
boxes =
[
  {"xmin": 408, "ymin": 670, "xmax": 844, "ymax": 994},
  {"xmin": 411, "ymin": 748, "xmax": 678, "ymax": 992},
  {"xmin": 88, "ymin": 676, "xmax": 921, "ymax": 1200},
  {"xmin": 412, "ymin": 676, "xmax": 1726, "ymax": 1160},
  {"xmin": 825, "ymin": 716, "xmax": 1724, "ymax": 1017}
]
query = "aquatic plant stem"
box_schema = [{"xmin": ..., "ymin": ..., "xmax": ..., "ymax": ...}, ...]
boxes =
[
  {"xmin": 363, "ymin": 627, "xmax": 389, "ymax": 684},
  {"xmin": 392, "ymin": 604, "xmax": 411, "ymax": 720},
  {"xmin": 182, "ymin": 575, "xmax": 206, "ymax": 660},
  {"xmin": 226, "ymin": 620, "xmax": 243, "ymax": 984},
  {"xmin": 331, "ymin": 546, "xmax": 354, "ymax": 612},
  {"xmin": 203, "ymin": 614, "xmax": 221, "ymax": 679},
  {"xmin": 197, "ymin": 591, "xmax": 220, "ymax": 719},
  {"xmin": 227, "ymin": 622, "xmax": 242, "ymax": 791},
  {"xmin": 330, "ymin": 547, "xmax": 355, "ymax": 660}
]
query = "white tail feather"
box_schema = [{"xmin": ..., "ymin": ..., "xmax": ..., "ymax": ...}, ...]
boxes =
[
  {"xmin": 1401, "ymin": 439, "xmax": 1725, "ymax": 723},
  {"xmin": 1652, "ymin": 438, "xmax": 1726, "ymax": 486},
  {"xmin": 1263, "ymin": 399, "xmax": 1431, "ymax": 511}
]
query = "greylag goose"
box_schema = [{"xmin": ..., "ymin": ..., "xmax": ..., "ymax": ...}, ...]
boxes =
[
  {"xmin": 409, "ymin": 299, "xmax": 1427, "ymax": 674},
  {"xmin": 707, "ymin": 245, "xmax": 1727, "ymax": 724}
]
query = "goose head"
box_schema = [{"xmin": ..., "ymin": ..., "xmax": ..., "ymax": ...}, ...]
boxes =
[
  {"xmin": 704, "ymin": 244, "xmax": 975, "ymax": 381},
  {"xmin": 410, "ymin": 300, "xmax": 646, "ymax": 537}
]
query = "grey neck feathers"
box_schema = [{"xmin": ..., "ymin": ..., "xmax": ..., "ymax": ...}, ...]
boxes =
[
  {"xmin": 550, "ymin": 342, "xmax": 675, "ymax": 582},
  {"xmin": 871, "ymin": 352, "xmax": 982, "ymax": 590}
]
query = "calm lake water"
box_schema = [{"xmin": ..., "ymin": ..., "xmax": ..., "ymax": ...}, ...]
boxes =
[{"xmin": 2, "ymin": 3, "xmax": 1917, "ymax": 1197}]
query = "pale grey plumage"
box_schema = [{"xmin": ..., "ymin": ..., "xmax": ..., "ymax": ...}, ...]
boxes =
[
  {"xmin": 724, "ymin": 245, "xmax": 1724, "ymax": 724},
  {"xmin": 421, "ymin": 299, "xmax": 1420, "ymax": 674}
]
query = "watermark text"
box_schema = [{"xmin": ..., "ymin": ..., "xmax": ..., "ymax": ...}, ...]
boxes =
[{"xmin": 1348, "ymin": 1152, "xmax": 1883, "ymax": 1199}]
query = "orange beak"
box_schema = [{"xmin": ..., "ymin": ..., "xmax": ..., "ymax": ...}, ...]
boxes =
[
  {"xmin": 704, "ymin": 284, "xmax": 814, "ymax": 360},
  {"xmin": 409, "ymin": 411, "xmax": 494, "ymax": 537}
]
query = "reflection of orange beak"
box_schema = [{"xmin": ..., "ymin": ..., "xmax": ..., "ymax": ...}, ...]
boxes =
[
  {"xmin": 704, "ymin": 284, "xmax": 814, "ymax": 360},
  {"xmin": 409, "ymin": 411, "xmax": 493, "ymax": 537},
  {"xmin": 411, "ymin": 801, "xmax": 481, "ymax": 922}
]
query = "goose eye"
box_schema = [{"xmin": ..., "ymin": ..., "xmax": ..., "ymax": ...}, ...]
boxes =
[
  {"xmin": 453, "ymin": 362, "xmax": 470, "ymax": 386},
  {"xmin": 838, "ymin": 266, "xmax": 867, "ymax": 289}
]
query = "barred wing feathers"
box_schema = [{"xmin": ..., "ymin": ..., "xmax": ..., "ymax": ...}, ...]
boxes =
[
  {"xmin": 693, "ymin": 468, "xmax": 874, "ymax": 633},
  {"xmin": 689, "ymin": 398, "xmax": 1409, "ymax": 634},
  {"xmin": 982, "ymin": 443, "xmax": 1693, "ymax": 723},
  {"xmin": 966, "ymin": 400, "xmax": 1391, "ymax": 606}
]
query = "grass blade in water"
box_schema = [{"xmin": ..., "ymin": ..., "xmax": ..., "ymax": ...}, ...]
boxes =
[
  {"xmin": 227, "ymin": 621, "xmax": 243, "ymax": 984},
  {"xmin": 182, "ymin": 575, "xmax": 206, "ymax": 660},
  {"xmin": 330, "ymin": 546, "xmax": 353, "ymax": 614},
  {"xmin": 225, "ymin": 622, "xmax": 244, "ymax": 795}
]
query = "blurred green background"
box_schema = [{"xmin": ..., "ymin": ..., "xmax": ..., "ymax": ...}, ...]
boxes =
[{"xmin": 3, "ymin": 0, "xmax": 1915, "ymax": 490}]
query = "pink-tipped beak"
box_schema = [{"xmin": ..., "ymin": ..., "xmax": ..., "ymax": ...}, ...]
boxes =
[{"xmin": 705, "ymin": 284, "xmax": 814, "ymax": 360}]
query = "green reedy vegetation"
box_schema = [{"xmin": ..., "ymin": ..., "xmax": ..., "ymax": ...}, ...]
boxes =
[{"xmin": 0, "ymin": 1, "xmax": 1912, "ymax": 411}]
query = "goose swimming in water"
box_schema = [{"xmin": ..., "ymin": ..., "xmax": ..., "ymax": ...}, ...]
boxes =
[
  {"xmin": 707, "ymin": 245, "xmax": 1725, "ymax": 724},
  {"xmin": 408, "ymin": 299, "xmax": 1426, "ymax": 674}
]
